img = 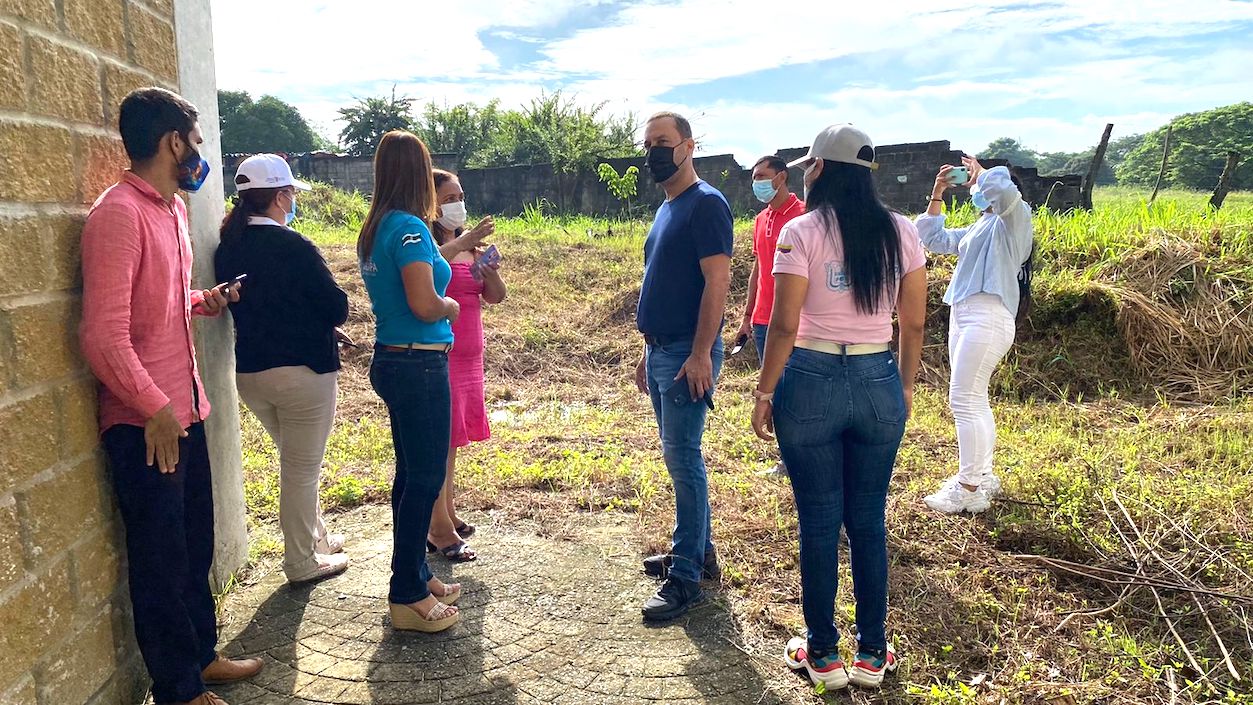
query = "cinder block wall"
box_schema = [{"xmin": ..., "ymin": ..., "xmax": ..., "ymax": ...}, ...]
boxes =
[{"xmin": 0, "ymin": 1, "xmax": 180, "ymax": 704}]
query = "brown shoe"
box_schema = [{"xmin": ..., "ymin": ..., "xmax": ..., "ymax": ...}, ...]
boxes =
[
  {"xmin": 174, "ymin": 692, "xmax": 228, "ymax": 705},
  {"xmin": 201, "ymin": 654, "xmax": 264, "ymax": 685}
]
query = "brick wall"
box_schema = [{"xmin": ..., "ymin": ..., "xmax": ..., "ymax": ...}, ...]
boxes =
[{"xmin": 0, "ymin": 1, "xmax": 181, "ymax": 704}]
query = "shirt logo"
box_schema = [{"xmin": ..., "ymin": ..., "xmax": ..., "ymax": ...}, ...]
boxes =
[
  {"xmin": 401, "ymin": 232, "xmax": 424, "ymax": 247},
  {"xmin": 825, "ymin": 262, "xmax": 850, "ymax": 292},
  {"xmin": 776, "ymin": 243, "xmax": 794, "ymax": 253},
  {"xmin": 360, "ymin": 258, "xmax": 378, "ymax": 275}
]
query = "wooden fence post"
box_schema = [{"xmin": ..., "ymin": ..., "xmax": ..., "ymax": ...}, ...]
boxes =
[
  {"xmin": 1209, "ymin": 151, "xmax": 1242, "ymax": 210},
  {"xmin": 1081, "ymin": 123, "xmax": 1114, "ymax": 210},
  {"xmin": 1149, "ymin": 124, "xmax": 1173, "ymax": 205}
]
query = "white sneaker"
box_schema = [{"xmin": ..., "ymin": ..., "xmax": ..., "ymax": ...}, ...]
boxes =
[
  {"xmin": 288, "ymin": 553, "xmax": 349, "ymax": 584},
  {"xmin": 317, "ymin": 532, "xmax": 346, "ymax": 554},
  {"xmin": 981, "ymin": 474, "xmax": 1003, "ymax": 498},
  {"xmin": 924, "ymin": 479, "xmax": 991, "ymax": 514}
]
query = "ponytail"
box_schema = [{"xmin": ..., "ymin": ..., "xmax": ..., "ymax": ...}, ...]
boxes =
[{"xmin": 220, "ymin": 186, "xmax": 282, "ymax": 243}]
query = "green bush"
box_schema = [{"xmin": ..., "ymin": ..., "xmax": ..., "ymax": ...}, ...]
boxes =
[{"xmin": 297, "ymin": 180, "xmax": 369, "ymax": 230}]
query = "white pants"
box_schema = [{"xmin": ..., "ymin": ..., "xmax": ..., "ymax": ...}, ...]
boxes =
[
  {"xmin": 236, "ymin": 366, "xmax": 338, "ymax": 579},
  {"xmin": 948, "ymin": 294, "xmax": 1015, "ymax": 487}
]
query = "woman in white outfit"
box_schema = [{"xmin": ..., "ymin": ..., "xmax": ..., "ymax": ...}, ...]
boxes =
[{"xmin": 915, "ymin": 156, "xmax": 1034, "ymax": 514}]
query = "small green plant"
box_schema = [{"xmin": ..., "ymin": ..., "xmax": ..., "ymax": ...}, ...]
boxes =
[{"xmin": 597, "ymin": 163, "xmax": 639, "ymax": 216}]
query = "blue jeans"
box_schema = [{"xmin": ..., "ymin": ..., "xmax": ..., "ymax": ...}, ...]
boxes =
[
  {"xmin": 774, "ymin": 348, "xmax": 905, "ymax": 659},
  {"xmin": 646, "ymin": 335, "xmax": 724, "ymax": 584},
  {"xmin": 369, "ymin": 347, "xmax": 450, "ymax": 604},
  {"xmin": 752, "ymin": 323, "xmax": 769, "ymax": 366},
  {"xmin": 104, "ymin": 423, "xmax": 217, "ymax": 704}
]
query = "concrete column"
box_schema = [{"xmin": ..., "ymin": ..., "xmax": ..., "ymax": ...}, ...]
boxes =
[{"xmin": 175, "ymin": 0, "xmax": 249, "ymax": 587}]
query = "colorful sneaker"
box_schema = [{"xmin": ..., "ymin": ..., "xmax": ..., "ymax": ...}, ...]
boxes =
[
  {"xmin": 924, "ymin": 479, "xmax": 991, "ymax": 514},
  {"xmin": 784, "ymin": 636, "xmax": 849, "ymax": 690},
  {"xmin": 849, "ymin": 645, "xmax": 898, "ymax": 688}
]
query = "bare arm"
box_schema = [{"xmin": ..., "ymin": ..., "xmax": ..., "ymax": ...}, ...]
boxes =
[
  {"xmin": 740, "ymin": 259, "xmax": 760, "ymax": 333},
  {"xmin": 677, "ymin": 253, "xmax": 732, "ymax": 399},
  {"xmin": 896, "ymin": 267, "xmax": 927, "ymax": 418},
  {"xmin": 751, "ymin": 272, "xmax": 807, "ymax": 439},
  {"xmin": 400, "ymin": 262, "xmax": 458, "ymax": 323},
  {"xmin": 481, "ymin": 263, "xmax": 507, "ymax": 305}
]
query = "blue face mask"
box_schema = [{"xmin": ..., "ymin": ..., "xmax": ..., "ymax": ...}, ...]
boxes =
[
  {"xmin": 177, "ymin": 146, "xmax": 210, "ymax": 192},
  {"xmin": 971, "ymin": 189, "xmax": 991, "ymax": 212},
  {"xmin": 284, "ymin": 194, "xmax": 297, "ymax": 225},
  {"xmin": 752, "ymin": 179, "xmax": 778, "ymax": 203}
]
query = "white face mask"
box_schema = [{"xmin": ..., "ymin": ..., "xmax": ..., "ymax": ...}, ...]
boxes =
[{"xmin": 437, "ymin": 200, "xmax": 467, "ymax": 230}]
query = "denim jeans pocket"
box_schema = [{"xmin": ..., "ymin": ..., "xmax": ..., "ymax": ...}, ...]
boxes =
[
  {"xmin": 863, "ymin": 368, "xmax": 906, "ymax": 425},
  {"xmin": 777, "ymin": 366, "xmax": 830, "ymax": 425}
]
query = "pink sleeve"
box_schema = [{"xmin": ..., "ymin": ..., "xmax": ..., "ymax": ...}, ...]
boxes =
[
  {"xmin": 771, "ymin": 220, "xmax": 810, "ymax": 278},
  {"xmin": 79, "ymin": 203, "xmax": 170, "ymax": 419},
  {"xmin": 896, "ymin": 215, "xmax": 926, "ymax": 274}
]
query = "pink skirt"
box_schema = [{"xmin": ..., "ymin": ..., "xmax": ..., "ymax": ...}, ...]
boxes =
[{"xmin": 448, "ymin": 263, "xmax": 490, "ymax": 448}]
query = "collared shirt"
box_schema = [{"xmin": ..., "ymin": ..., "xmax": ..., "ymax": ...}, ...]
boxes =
[
  {"xmin": 914, "ymin": 166, "xmax": 1034, "ymax": 315},
  {"xmin": 79, "ymin": 171, "xmax": 213, "ymax": 432},
  {"xmin": 360, "ymin": 210, "xmax": 454, "ymax": 346},
  {"xmin": 751, "ymin": 193, "xmax": 804, "ymax": 325}
]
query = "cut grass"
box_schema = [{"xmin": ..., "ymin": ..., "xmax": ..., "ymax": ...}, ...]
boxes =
[{"xmin": 239, "ymin": 186, "xmax": 1253, "ymax": 704}]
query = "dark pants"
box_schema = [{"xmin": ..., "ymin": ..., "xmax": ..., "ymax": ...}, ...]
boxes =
[
  {"xmin": 752, "ymin": 323, "xmax": 769, "ymax": 366},
  {"xmin": 369, "ymin": 347, "xmax": 450, "ymax": 604},
  {"xmin": 773, "ymin": 349, "xmax": 905, "ymax": 660},
  {"xmin": 104, "ymin": 422, "xmax": 217, "ymax": 704}
]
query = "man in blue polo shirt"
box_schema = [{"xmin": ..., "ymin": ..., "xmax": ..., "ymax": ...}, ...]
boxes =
[{"xmin": 633, "ymin": 111, "xmax": 734, "ymax": 621}]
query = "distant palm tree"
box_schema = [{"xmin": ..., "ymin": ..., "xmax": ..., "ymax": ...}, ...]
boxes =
[{"xmin": 337, "ymin": 86, "xmax": 415, "ymax": 156}]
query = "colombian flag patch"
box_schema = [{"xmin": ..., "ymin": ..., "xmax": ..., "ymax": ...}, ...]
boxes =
[{"xmin": 776, "ymin": 243, "xmax": 794, "ymax": 253}]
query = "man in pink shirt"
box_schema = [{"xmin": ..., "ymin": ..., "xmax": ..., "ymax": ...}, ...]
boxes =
[
  {"xmin": 737, "ymin": 155, "xmax": 804, "ymax": 476},
  {"xmin": 79, "ymin": 88, "xmax": 260, "ymax": 705}
]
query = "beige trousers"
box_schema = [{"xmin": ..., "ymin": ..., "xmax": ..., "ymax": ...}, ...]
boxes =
[{"xmin": 236, "ymin": 366, "xmax": 338, "ymax": 579}]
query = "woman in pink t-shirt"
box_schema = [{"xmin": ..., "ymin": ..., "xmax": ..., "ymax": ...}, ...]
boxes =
[{"xmin": 752, "ymin": 125, "xmax": 926, "ymax": 692}]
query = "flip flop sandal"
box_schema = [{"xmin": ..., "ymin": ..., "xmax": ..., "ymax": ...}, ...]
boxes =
[
  {"xmin": 455, "ymin": 522, "xmax": 476, "ymax": 539},
  {"xmin": 388, "ymin": 601, "xmax": 459, "ymax": 632},
  {"xmin": 433, "ymin": 540, "xmax": 477, "ymax": 562}
]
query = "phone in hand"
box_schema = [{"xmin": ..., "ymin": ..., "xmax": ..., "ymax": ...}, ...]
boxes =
[
  {"xmin": 212, "ymin": 273, "xmax": 247, "ymax": 291},
  {"xmin": 663, "ymin": 376, "xmax": 715, "ymax": 411},
  {"xmin": 946, "ymin": 167, "xmax": 970, "ymax": 185},
  {"xmin": 730, "ymin": 333, "xmax": 749, "ymax": 355},
  {"xmin": 471, "ymin": 245, "xmax": 501, "ymax": 281}
]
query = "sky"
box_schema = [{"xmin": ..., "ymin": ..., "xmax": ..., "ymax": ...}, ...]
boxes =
[{"xmin": 210, "ymin": 0, "xmax": 1253, "ymax": 165}]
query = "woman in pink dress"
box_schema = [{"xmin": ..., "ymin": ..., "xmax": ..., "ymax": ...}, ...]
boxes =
[{"xmin": 426, "ymin": 169, "xmax": 506, "ymax": 560}]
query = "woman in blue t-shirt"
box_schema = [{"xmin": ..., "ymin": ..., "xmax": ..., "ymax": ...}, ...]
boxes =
[{"xmin": 358, "ymin": 130, "xmax": 463, "ymax": 633}]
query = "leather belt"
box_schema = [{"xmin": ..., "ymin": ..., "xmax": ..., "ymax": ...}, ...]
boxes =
[
  {"xmin": 794, "ymin": 339, "xmax": 891, "ymax": 356},
  {"xmin": 377, "ymin": 343, "xmax": 453, "ymax": 353}
]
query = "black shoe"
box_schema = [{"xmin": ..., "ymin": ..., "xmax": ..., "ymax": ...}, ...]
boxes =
[
  {"xmin": 641, "ymin": 576, "xmax": 704, "ymax": 621},
  {"xmin": 642, "ymin": 548, "xmax": 721, "ymax": 582}
]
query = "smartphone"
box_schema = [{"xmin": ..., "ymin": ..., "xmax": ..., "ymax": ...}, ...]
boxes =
[
  {"xmin": 663, "ymin": 377, "xmax": 715, "ymax": 411},
  {"xmin": 946, "ymin": 167, "xmax": 970, "ymax": 185},
  {"xmin": 471, "ymin": 245, "xmax": 501, "ymax": 282},
  {"xmin": 730, "ymin": 333, "xmax": 749, "ymax": 355},
  {"xmin": 211, "ymin": 273, "xmax": 247, "ymax": 291}
]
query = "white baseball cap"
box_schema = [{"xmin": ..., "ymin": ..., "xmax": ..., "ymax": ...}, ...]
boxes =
[
  {"xmin": 787, "ymin": 124, "xmax": 878, "ymax": 170},
  {"xmin": 234, "ymin": 153, "xmax": 311, "ymax": 191}
]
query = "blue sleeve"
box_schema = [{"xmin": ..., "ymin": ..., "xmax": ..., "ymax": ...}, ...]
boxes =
[
  {"xmin": 691, "ymin": 194, "xmax": 734, "ymax": 259},
  {"xmin": 915, "ymin": 213, "xmax": 965, "ymax": 255},
  {"xmin": 390, "ymin": 216, "xmax": 437, "ymax": 268}
]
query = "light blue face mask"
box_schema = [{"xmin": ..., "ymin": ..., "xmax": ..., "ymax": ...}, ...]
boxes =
[
  {"xmin": 971, "ymin": 189, "xmax": 990, "ymax": 212},
  {"xmin": 752, "ymin": 179, "xmax": 778, "ymax": 203},
  {"xmin": 284, "ymin": 193, "xmax": 297, "ymax": 225}
]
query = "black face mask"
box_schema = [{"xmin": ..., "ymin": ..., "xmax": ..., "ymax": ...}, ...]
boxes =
[{"xmin": 645, "ymin": 143, "xmax": 686, "ymax": 184}]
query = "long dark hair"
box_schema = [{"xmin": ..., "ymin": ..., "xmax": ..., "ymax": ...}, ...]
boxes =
[
  {"xmin": 357, "ymin": 130, "xmax": 437, "ymax": 261},
  {"xmin": 805, "ymin": 160, "xmax": 901, "ymax": 314},
  {"xmin": 220, "ymin": 185, "xmax": 283, "ymax": 243}
]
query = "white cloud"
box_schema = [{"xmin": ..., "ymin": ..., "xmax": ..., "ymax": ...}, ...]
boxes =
[{"xmin": 209, "ymin": 0, "xmax": 1253, "ymax": 156}]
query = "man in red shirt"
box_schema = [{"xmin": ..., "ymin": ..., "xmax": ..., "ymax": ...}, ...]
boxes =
[
  {"xmin": 79, "ymin": 87, "xmax": 260, "ymax": 705},
  {"xmin": 737, "ymin": 155, "xmax": 804, "ymax": 476}
]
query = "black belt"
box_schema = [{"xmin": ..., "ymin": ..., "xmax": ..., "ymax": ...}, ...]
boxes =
[{"xmin": 643, "ymin": 334, "xmax": 694, "ymax": 347}]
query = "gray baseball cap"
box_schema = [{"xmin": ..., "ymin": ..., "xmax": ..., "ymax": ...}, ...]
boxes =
[{"xmin": 788, "ymin": 124, "xmax": 878, "ymax": 170}]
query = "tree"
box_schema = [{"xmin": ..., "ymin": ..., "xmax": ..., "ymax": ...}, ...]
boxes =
[
  {"xmin": 979, "ymin": 137, "xmax": 1039, "ymax": 167},
  {"xmin": 412, "ymin": 100, "xmax": 502, "ymax": 170},
  {"xmin": 217, "ymin": 91, "xmax": 322, "ymax": 155},
  {"xmin": 1117, "ymin": 103, "xmax": 1252, "ymax": 190},
  {"xmin": 337, "ymin": 88, "xmax": 415, "ymax": 157}
]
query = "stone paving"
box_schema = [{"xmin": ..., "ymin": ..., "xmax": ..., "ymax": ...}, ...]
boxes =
[{"xmin": 212, "ymin": 505, "xmax": 796, "ymax": 705}]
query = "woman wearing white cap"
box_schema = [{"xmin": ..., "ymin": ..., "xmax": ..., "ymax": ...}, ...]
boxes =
[
  {"xmin": 917, "ymin": 157, "xmax": 1034, "ymax": 514},
  {"xmin": 215, "ymin": 154, "xmax": 352, "ymax": 583},
  {"xmin": 752, "ymin": 125, "xmax": 926, "ymax": 690}
]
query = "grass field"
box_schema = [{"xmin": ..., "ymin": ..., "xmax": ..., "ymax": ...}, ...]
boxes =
[{"xmin": 240, "ymin": 186, "xmax": 1253, "ymax": 704}]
